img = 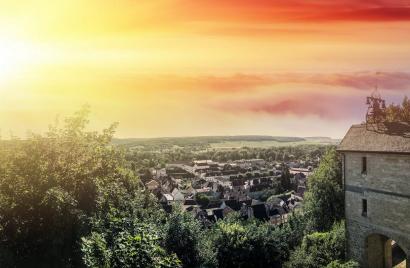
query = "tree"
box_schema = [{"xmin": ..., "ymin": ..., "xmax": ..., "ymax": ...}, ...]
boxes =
[
  {"xmin": 164, "ymin": 207, "xmax": 204, "ymax": 268},
  {"xmin": 0, "ymin": 108, "xmax": 177, "ymax": 268},
  {"xmin": 386, "ymin": 103, "xmax": 402, "ymax": 122},
  {"xmin": 402, "ymin": 96, "xmax": 410, "ymax": 122},
  {"xmin": 212, "ymin": 218, "xmax": 286, "ymax": 268},
  {"xmin": 195, "ymin": 193, "xmax": 210, "ymax": 208},
  {"xmin": 0, "ymin": 107, "xmax": 127, "ymax": 267},
  {"xmin": 284, "ymin": 221, "xmax": 346, "ymax": 268},
  {"xmin": 279, "ymin": 166, "xmax": 292, "ymax": 192},
  {"xmin": 82, "ymin": 223, "xmax": 181, "ymax": 268},
  {"xmin": 278, "ymin": 212, "xmax": 307, "ymax": 260},
  {"xmin": 385, "ymin": 95, "xmax": 410, "ymax": 122},
  {"xmin": 303, "ymin": 148, "xmax": 344, "ymax": 232}
]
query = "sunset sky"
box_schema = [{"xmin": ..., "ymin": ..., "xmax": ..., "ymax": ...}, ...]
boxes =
[{"xmin": 1, "ymin": 0, "xmax": 410, "ymax": 138}]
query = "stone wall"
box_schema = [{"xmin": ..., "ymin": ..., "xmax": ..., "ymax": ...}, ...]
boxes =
[{"xmin": 343, "ymin": 152, "xmax": 410, "ymax": 267}]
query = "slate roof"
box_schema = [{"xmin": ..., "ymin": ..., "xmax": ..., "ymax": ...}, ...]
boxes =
[
  {"xmin": 337, "ymin": 122, "xmax": 410, "ymax": 154},
  {"xmin": 252, "ymin": 204, "xmax": 268, "ymax": 221}
]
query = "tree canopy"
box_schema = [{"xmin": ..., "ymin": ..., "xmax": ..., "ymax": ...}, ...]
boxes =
[{"xmin": 303, "ymin": 148, "xmax": 344, "ymax": 232}]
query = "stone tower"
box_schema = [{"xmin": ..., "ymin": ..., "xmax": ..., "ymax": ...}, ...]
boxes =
[{"xmin": 337, "ymin": 122, "xmax": 410, "ymax": 268}]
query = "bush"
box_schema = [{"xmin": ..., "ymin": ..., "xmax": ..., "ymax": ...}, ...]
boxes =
[
  {"xmin": 285, "ymin": 221, "xmax": 346, "ymax": 268},
  {"xmin": 82, "ymin": 224, "xmax": 181, "ymax": 268},
  {"xmin": 164, "ymin": 208, "xmax": 204, "ymax": 267},
  {"xmin": 326, "ymin": 260, "xmax": 359, "ymax": 268},
  {"xmin": 212, "ymin": 219, "xmax": 286, "ymax": 268}
]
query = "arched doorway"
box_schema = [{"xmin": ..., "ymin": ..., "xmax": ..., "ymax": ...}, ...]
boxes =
[{"xmin": 366, "ymin": 234, "xmax": 407, "ymax": 268}]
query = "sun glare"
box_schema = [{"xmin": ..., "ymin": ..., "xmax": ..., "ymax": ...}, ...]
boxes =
[{"xmin": 0, "ymin": 38, "xmax": 42, "ymax": 84}]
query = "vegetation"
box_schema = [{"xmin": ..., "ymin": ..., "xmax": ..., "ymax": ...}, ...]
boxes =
[
  {"xmin": 164, "ymin": 207, "xmax": 204, "ymax": 268},
  {"xmin": 385, "ymin": 95, "xmax": 410, "ymax": 122},
  {"xmin": 0, "ymin": 108, "xmax": 177, "ymax": 267},
  {"xmin": 303, "ymin": 149, "xmax": 344, "ymax": 232},
  {"xmin": 284, "ymin": 222, "xmax": 346, "ymax": 268},
  {"xmin": 195, "ymin": 193, "xmax": 211, "ymax": 208},
  {"xmin": 0, "ymin": 108, "xmax": 356, "ymax": 268}
]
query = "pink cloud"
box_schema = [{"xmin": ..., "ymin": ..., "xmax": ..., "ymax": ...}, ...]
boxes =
[
  {"xmin": 156, "ymin": 72, "xmax": 410, "ymax": 92},
  {"xmin": 217, "ymin": 93, "xmax": 365, "ymax": 120}
]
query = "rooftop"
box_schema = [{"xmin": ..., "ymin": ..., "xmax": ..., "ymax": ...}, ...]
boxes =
[{"xmin": 337, "ymin": 122, "xmax": 410, "ymax": 154}]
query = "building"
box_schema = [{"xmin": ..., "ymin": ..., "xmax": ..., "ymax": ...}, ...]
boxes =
[
  {"xmin": 337, "ymin": 122, "xmax": 410, "ymax": 268},
  {"xmin": 145, "ymin": 179, "xmax": 159, "ymax": 191}
]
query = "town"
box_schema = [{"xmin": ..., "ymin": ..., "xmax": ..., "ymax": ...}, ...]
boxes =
[{"xmin": 141, "ymin": 158, "xmax": 315, "ymax": 225}]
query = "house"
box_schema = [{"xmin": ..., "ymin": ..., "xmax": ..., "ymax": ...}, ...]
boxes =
[
  {"xmin": 296, "ymin": 185, "xmax": 306, "ymax": 198},
  {"xmin": 171, "ymin": 188, "xmax": 185, "ymax": 202},
  {"xmin": 337, "ymin": 122, "xmax": 410, "ymax": 268},
  {"xmin": 160, "ymin": 193, "xmax": 174, "ymax": 205},
  {"xmin": 145, "ymin": 179, "xmax": 159, "ymax": 191}
]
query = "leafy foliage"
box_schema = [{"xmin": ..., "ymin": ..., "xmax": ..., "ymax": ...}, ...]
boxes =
[
  {"xmin": 82, "ymin": 224, "xmax": 181, "ymax": 268},
  {"xmin": 325, "ymin": 260, "xmax": 359, "ymax": 268},
  {"xmin": 0, "ymin": 107, "xmax": 123, "ymax": 267},
  {"xmin": 385, "ymin": 96, "xmax": 410, "ymax": 122},
  {"xmin": 303, "ymin": 148, "xmax": 344, "ymax": 232},
  {"xmin": 195, "ymin": 193, "xmax": 211, "ymax": 208},
  {"xmin": 164, "ymin": 207, "xmax": 204, "ymax": 268},
  {"xmin": 0, "ymin": 108, "xmax": 178, "ymax": 268},
  {"xmin": 212, "ymin": 218, "xmax": 287, "ymax": 268},
  {"xmin": 285, "ymin": 221, "xmax": 346, "ymax": 268}
]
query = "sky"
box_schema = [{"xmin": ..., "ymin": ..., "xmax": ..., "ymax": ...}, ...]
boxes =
[{"xmin": 1, "ymin": 0, "xmax": 410, "ymax": 138}]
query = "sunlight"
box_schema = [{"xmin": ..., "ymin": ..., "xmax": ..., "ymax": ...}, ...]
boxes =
[{"xmin": 0, "ymin": 38, "xmax": 40, "ymax": 84}]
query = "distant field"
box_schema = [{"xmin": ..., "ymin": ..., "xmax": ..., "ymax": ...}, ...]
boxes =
[{"xmin": 209, "ymin": 139, "xmax": 340, "ymax": 149}]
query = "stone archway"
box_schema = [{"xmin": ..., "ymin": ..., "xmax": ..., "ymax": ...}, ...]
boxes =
[{"xmin": 366, "ymin": 233, "xmax": 407, "ymax": 268}]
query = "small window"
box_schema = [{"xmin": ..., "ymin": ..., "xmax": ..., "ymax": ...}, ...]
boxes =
[
  {"xmin": 362, "ymin": 157, "xmax": 367, "ymax": 175},
  {"xmin": 362, "ymin": 199, "xmax": 367, "ymax": 217}
]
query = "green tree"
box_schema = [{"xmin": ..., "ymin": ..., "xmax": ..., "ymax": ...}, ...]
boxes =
[
  {"xmin": 303, "ymin": 148, "xmax": 344, "ymax": 232},
  {"xmin": 0, "ymin": 107, "xmax": 127, "ymax": 267},
  {"xmin": 0, "ymin": 108, "xmax": 178, "ymax": 268},
  {"xmin": 285, "ymin": 221, "xmax": 346, "ymax": 268},
  {"xmin": 279, "ymin": 166, "xmax": 292, "ymax": 192},
  {"xmin": 195, "ymin": 193, "xmax": 210, "ymax": 208},
  {"xmin": 164, "ymin": 207, "xmax": 204, "ymax": 268},
  {"xmin": 82, "ymin": 223, "xmax": 181, "ymax": 268},
  {"xmin": 212, "ymin": 218, "xmax": 286, "ymax": 268}
]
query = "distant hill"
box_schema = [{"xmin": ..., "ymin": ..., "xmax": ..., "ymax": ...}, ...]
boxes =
[
  {"xmin": 112, "ymin": 135, "xmax": 338, "ymax": 149},
  {"xmin": 304, "ymin": 137, "xmax": 341, "ymax": 143}
]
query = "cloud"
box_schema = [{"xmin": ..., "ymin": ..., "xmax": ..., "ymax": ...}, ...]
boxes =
[
  {"xmin": 138, "ymin": 72, "xmax": 410, "ymax": 92},
  {"xmin": 175, "ymin": 0, "xmax": 410, "ymax": 24},
  {"xmin": 216, "ymin": 93, "xmax": 364, "ymax": 120},
  {"xmin": 279, "ymin": 72, "xmax": 410, "ymax": 91}
]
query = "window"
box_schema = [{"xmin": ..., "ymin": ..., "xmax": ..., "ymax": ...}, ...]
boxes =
[
  {"xmin": 362, "ymin": 157, "xmax": 367, "ymax": 175},
  {"xmin": 362, "ymin": 199, "xmax": 367, "ymax": 217}
]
